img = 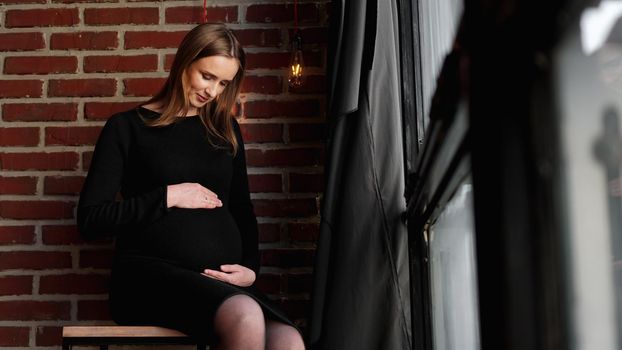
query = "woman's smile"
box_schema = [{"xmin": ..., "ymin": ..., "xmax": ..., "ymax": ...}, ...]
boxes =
[{"xmin": 196, "ymin": 93, "xmax": 209, "ymax": 103}]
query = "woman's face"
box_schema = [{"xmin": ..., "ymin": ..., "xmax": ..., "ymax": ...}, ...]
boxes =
[{"xmin": 184, "ymin": 55, "xmax": 239, "ymax": 114}]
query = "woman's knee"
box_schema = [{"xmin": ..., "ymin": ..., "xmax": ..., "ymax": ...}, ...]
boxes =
[
  {"xmin": 266, "ymin": 320, "xmax": 305, "ymax": 350},
  {"xmin": 214, "ymin": 294, "xmax": 265, "ymax": 334}
]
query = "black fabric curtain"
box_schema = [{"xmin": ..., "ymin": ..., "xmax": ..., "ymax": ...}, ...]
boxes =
[{"xmin": 309, "ymin": 0, "xmax": 411, "ymax": 349}]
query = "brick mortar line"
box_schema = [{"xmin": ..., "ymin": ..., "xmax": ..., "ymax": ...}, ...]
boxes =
[
  {"xmin": 0, "ymin": 141, "xmax": 324, "ymax": 151},
  {"xmin": 0, "ymin": 268, "xmax": 317, "ymax": 277},
  {"xmin": 0, "ymin": 117, "xmax": 327, "ymax": 123},
  {"xmin": 2, "ymin": 243, "xmax": 317, "ymax": 250},
  {"xmin": 0, "ymin": 346, "xmax": 72, "ymax": 350},
  {"xmin": 76, "ymin": 2, "xmax": 83, "ymax": 25},
  {"xmin": 0, "ymin": 22, "xmax": 326, "ymax": 35},
  {"xmin": 0, "ymin": 120, "xmax": 327, "ymax": 128},
  {"xmin": 0, "ymin": 264, "xmax": 112, "ymax": 273},
  {"xmin": 0, "ymin": 97, "xmax": 144, "ymax": 103},
  {"xmin": 32, "ymin": 274, "xmax": 40, "ymax": 296},
  {"xmin": 113, "ymin": 78, "xmax": 123, "ymax": 100},
  {"xmin": 1, "ymin": 73, "xmax": 167, "ymax": 79},
  {"xmin": 0, "ymin": 295, "xmax": 118, "ymax": 302},
  {"xmin": 0, "ymin": 245, "xmax": 113, "ymax": 253},
  {"xmin": 1, "ymin": 97, "xmax": 326, "ymax": 111},
  {"xmin": 33, "ymin": 223, "xmax": 42, "ymax": 245},
  {"xmin": 0, "ymin": 172, "xmax": 86, "ymax": 178},
  {"xmin": 158, "ymin": 1, "xmax": 165, "ymax": 26},
  {"xmin": 0, "ymin": 244, "xmax": 93, "ymax": 252},
  {"xmin": 76, "ymin": 99, "xmax": 85, "ymax": 123},
  {"xmin": 282, "ymin": 167, "xmax": 290, "ymax": 193},
  {"xmin": 239, "ymin": 2, "xmax": 248, "ymax": 24},
  {"xmin": 0, "ymin": 215, "xmax": 320, "ymax": 226},
  {"xmin": 0, "ymin": 266, "xmax": 314, "ymax": 278},
  {"xmin": 0, "ymin": 0, "xmax": 318, "ymax": 9},
  {"xmin": 75, "ymin": 55, "xmax": 83, "ymax": 74},
  {"xmin": 0, "ymin": 197, "xmax": 73, "ymax": 202},
  {"xmin": 11, "ymin": 278, "xmax": 109, "ymax": 289},
  {"xmin": 0, "ymin": 2, "xmax": 253, "ymax": 12},
  {"xmin": 0, "ymin": 191, "xmax": 319, "ymax": 199},
  {"xmin": 0, "ymin": 165, "xmax": 324, "ymax": 175},
  {"xmin": 0, "ymin": 89, "xmax": 323, "ymax": 100},
  {"xmin": 0, "ymin": 320, "xmax": 112, "ymax": 326},
  {"xmin": 0, "ymin": 218, "xmax": 78, "ymax": 224},
  {"xmin": 1, "ymin": 56, "xmax": 325, "ymax": 74},
  {"xmin": 0, "ymin": 62, "xmax": 323, "ymax": 75},
  {"xmin": 70, "ymin": 250, "xmax": 80, "ymax": 274},
  {"xmin": 35, "ymin": 175, "xmax": 44, "ymax": 201},
  {"xmin": 28, "ymin": 326, "xmax": 35, "ymax": 348},
  {"xmin": 0, "ymin": 145, "xmax": 94, "ymax": 151},
  {"xmin": 158, "ymin": 49, "xmax": 165, "ymax": 71},
  {"xmin": 2, "ymin": 50, "xmax": 175, "ymax": 57},
  {"xmin": 37, "ymin": 126, "xmax": 44, "ymax": 148},
  {"xmin": 69, "ymin": 297, "xmax": 76, "ymax": 322}
]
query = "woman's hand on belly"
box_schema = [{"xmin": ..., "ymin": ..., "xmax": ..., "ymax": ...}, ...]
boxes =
[
  {"xmin": 202, "ymin": 264, "xmax": 256, "ymax": 287},
  {"xmin": 167, "ymin": 183, "xmax": 222, "ymax": 209}
]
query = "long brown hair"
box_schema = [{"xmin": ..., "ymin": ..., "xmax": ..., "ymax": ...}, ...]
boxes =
[{"xmin": 140, "ymin": 23, "xmax": 245, "ymax": 154}]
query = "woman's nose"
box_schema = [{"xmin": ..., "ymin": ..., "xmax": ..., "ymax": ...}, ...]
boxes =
[{"xmin": 204, "ymin": 82, "xmax": 217, "ymax": 97}]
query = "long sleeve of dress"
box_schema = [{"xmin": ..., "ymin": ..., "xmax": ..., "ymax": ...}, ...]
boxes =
[
  {"xmin": 229, "ymin": 120, "xmax": 260, "ymax": 274},
  {"xmin": 77, "ymin": 114, "xmax": 168, "ymax": 240}
]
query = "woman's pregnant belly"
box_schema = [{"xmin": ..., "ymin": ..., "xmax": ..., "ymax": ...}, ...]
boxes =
[{"xmin": 141, "ymin": 207, "xmax": 243, "ymax": 271}]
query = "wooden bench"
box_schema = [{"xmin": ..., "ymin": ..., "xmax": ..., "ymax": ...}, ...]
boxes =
[{"xmin": 62, "ymin": 326, "xmax": 207, "ymax": 350}]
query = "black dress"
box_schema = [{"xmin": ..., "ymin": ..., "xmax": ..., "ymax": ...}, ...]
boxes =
[{"xmin": 77, "ymin": 107, "xmax": 296, "ymax": 343}]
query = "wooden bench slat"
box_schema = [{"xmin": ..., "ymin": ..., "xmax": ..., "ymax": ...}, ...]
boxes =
[{"xmin": 63, "ymin": 326, "xmax": 188, "ymax": 338}]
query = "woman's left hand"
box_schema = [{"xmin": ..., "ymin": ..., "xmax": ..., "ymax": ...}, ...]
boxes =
[{"xmin": 202, "ymin": 264, "xmax": 256, "ymax": 287}]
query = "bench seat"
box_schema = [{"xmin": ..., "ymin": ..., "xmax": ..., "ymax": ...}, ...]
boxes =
[{"xmin": 62, "ymin": 326, "xmax": 207, "ymax": 350}]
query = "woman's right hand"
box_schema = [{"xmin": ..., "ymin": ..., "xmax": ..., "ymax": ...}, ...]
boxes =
[{"xmin": 166, "ymin": 183, "xmax": 223, "ymax": 209}]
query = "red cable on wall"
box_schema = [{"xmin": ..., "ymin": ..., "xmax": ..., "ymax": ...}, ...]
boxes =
[{"xmin": 294, "ymin": 0, "xmax": 298, "ymax": 31}]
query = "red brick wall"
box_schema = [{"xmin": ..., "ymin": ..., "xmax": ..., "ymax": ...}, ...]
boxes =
[{"xmin": 0, "ymin": 1, "xmax": 327, "ymax": 347}]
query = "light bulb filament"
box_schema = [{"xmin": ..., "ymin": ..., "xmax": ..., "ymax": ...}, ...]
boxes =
[
  {"xmin": 288, "ymin": 32, "xmax": 305, "ymax": 88},
  {"xmin": 291, "ymin": 63, "xmax": 302, "ymax": 77}
]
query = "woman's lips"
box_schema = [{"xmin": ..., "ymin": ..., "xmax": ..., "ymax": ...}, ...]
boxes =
[{"xmin": 196, "ymin": 93, "xmax": 208, "ymax": 102}]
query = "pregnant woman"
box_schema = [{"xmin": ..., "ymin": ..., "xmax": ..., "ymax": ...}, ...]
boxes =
[{"xmin": 77, "ymin": 23, "xmax": 304, "ymax": 350}]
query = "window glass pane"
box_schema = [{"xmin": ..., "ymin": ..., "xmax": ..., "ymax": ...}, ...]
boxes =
[
  {"xmin": 555, "ymin": 2, "xmax": 622, "ymax": 349},
  {"xmin": 429, "ymin": 180, "xmax": 481, "ymax": 350},
  {"xmin": 418, "ymin": 0, "xmax": 463, "ymax": 129}
]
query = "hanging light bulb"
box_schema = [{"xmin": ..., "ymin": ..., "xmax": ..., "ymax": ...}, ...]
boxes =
[
  {"xmin": 288, "ymin": 31, "xmax": 305, "ymax": 88},
  {"xmin": 288, "ymin": 0, "xmax": 305, "ymax": 88}
]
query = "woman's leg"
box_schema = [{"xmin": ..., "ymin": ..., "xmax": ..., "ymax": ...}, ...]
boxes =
[
  {"xmin": 265, "ymin": 319, "xmax": 305, "ymax": 350},
  {"xmin": 212, "ymin": 294, "xmax": 266, "ymax": 350}
]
